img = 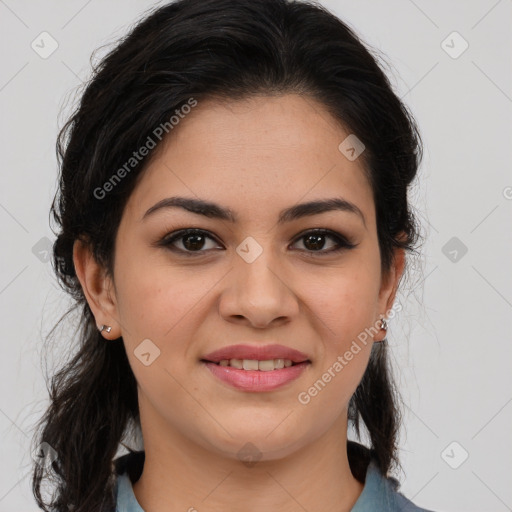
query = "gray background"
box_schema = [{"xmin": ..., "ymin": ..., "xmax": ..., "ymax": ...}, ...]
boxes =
[{"xmin": 1, "ymin": 0, "xmax": 511, "ymax": 510}]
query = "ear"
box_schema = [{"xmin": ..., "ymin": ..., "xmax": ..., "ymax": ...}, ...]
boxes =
[
  {"xmin": 377, "ymin": 238, "xmax": 406, "ymax": 334},
  {"xmin": 72, "ymin": 238, "xmax": 121, "ymax": 340}
]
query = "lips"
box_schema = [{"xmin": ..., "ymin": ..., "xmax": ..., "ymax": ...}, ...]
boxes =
[
  {"xmin": 201, "ymin": 344, "xmax": 310, "ymax": 364},
  {"xmin": 201, "ymin": 344, "xmax": 311, "ymax": 392},
  {"xmin": 203, "ymin": 360, "xmax": 310, "ymax": 392}
]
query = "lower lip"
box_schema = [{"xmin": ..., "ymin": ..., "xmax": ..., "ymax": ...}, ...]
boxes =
[{"xmin": 202, "ymin": 361, "xmax": 310, "ymax": 392}]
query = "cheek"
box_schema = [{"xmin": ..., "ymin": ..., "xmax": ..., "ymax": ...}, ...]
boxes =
[
  {"xmin": 116, "ymin": 264, "xmax": 211, "ymax": 341},
  {"xmin": 298, "ymin": 344, "xmax": 371, "ymax": 442},
  {"xmin": 115, "ymin": 262, "xmax": 210, "ymax": 407},
  {"xmin": 298, "ymin": 261, "xmax": 381, "ymax": 345},
  {"xmin": 113, "ymin": 231, "xmax": 208, "ymax": 329},
  {"xmin": 296, "ymin": 271, "xmax": 377, "ymax": 424}
]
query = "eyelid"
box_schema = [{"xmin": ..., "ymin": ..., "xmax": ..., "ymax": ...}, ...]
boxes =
[
  {"xmin": 156, "ymin": 227, "xmax": 357, "ymax": 256},
  {"xmin": 156, "ymin": 228, "xmax": 224, "ymax": 252},
  {"xmin": 289, "ymin": 228, "xmax": 357, "ymax": 255},
  {"xmin": 290, "ymin": 227, "xmax": 355, "ymax": 246}
]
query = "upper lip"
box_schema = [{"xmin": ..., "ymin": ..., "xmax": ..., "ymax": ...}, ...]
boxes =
[{"xmin": 202, "ymin": 344, "xmax": 310, "ymax": 363}]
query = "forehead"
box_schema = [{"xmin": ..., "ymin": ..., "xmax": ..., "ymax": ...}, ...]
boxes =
[{"xmin": 125, "ymin": 94, "xmax": 375, "ymax": 228}]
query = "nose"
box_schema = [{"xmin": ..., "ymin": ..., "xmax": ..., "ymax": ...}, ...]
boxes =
[{"xmin": 218, "ymin": 247, "xmax": 299, "ymax": 329}]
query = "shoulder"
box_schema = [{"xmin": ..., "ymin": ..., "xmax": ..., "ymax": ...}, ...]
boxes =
[
  {"xmin": 351, "ymin": 459, "xmax": 436, "ymax": 512},
  {"xmin": 113, "ymin": 450, "xmax": 145, "ymax": 511}
]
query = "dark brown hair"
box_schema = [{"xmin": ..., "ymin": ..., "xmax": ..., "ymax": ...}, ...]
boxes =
[{"xmin": 32, "ymin": 0, "xmax": 423, "ymax": 510}]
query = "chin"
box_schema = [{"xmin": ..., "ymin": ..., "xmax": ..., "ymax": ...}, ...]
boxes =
[{"xmin": 202, "ymin": 427, "xmax": 309, "ymax": 464}]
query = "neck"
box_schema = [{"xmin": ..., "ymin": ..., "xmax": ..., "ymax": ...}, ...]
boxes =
[{"xmin": 132, "ymin": 398, "xmax": 365, "ymax": 512}]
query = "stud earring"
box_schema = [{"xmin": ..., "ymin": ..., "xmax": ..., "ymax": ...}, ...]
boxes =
[
  {"xmin": 99, "ymin": 324, "xmax": 112, "ymax": 334},
  {"xmin": 374, "ymin": 317, "xmax": 388, "ymax": 344}
]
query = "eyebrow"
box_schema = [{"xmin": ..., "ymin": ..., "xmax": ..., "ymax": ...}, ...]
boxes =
[{"xmin": 142, "ymin": 196, "xmax": 366, "ymax": 228}]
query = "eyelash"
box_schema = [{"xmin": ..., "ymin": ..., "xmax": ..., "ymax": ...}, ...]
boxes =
[{"xmin": 156, "ymin": 228, "xmax": 357, "ymax": 257}]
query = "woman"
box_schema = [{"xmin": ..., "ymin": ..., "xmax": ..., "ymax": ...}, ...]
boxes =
[{"xmin": 32, "ymin": 0, "xmax": 433, "ymax": 510}]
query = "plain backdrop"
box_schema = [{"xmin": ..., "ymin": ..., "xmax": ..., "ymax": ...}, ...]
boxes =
[{"xmin": 0, "ymin": 0, "xmax": 511, "ymax": 510}]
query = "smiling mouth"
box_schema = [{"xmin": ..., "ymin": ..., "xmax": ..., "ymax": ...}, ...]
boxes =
[{"xmin": 201, "ymin": 358, "xmax": 310, "ymax": 371}]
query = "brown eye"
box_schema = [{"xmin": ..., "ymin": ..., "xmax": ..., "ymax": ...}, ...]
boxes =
[
  {"xmin": 157, "ymin": 228, "xmax": 356, "ymax": 257},
  {"xmin": 159, "ymin": 229, "xmax": 222, "ymax": 254},
  {"xmin": 302, "ymin": 233, "xmax": 330, "ymax": 251},
  {"xmin": 291, "ymin": 229, "xmax": 356, "ymax": 255},
  {"xmin": 181, "ymin": 232, "xmax": 207, "ymax": 251}
]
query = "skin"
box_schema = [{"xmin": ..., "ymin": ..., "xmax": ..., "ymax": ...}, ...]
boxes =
[{"xmin": 74, "ymin": 93, "xmax": 405, "ymax": 512}]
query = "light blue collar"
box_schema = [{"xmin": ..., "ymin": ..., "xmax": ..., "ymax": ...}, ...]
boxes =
[
  {"xmin": 116, "ymin": 471, "xmax": 144, "ymax": 512},
  {"xmin": 115, "ymin": 458, "xmax": 431, "ymax": 511}
]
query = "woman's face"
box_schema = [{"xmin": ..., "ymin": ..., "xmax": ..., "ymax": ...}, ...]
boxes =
[{"xmin": 84, "ymin": 94, "xmax": 403, "ymax": 460}]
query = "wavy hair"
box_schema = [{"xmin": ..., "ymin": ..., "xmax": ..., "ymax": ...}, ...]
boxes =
[{"xmin": 32, "ymin": 0, "xmax": 423, "ymax": 510}]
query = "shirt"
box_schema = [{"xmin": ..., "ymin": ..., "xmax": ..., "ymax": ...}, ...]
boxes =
[{"xmin": 114, "ymin": 451, "xmax": 434, "ymax": 511}]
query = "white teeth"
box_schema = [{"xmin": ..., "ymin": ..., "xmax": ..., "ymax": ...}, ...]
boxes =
[
  {"xmin": 217, "ymin": 358, "xmax": 296, "ymax": 370},
  {"xmin": 258, "ymin": 360, "xmax": 275, "ymax": 371},
  {"xmin": 242, "ymin": 359, "xmax": 259, "ymax": 371}
]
